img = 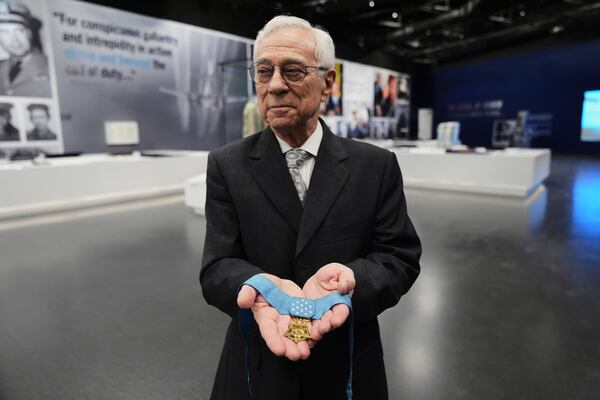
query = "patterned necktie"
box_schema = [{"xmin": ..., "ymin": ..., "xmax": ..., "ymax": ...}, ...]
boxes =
[
  {"xmin": 9, "ymin": 61, "xmax": 21, "ymax": 83},
  {"xmin": 285, "ymin": 149, "xmax": 311, "ymax": 205}
]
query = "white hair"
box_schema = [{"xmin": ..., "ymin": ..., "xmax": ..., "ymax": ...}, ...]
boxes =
[{"xmin": 253, "ymin": 15, "xmax": 336, "ymax": 69}]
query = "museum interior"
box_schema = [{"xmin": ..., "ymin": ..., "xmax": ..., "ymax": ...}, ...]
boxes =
[{"xmin": 0, "ymin": 1, "xmax": 598, "ymax": 399}]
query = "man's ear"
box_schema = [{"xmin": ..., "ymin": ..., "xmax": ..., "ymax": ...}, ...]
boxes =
[{"xmin": 321, "ymin": 69, "xmax": 336, "ymax": 101}]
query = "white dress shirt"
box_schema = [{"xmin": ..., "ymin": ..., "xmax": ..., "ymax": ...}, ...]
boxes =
[{"xmin": 274, "ymin": 122, "xmax": 323, "ymax": 189}]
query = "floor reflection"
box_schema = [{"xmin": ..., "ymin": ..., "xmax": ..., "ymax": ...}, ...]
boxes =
[
  {"xmin": 381, "ymin": 156, "xmax": 600, "ymax": 400},
  {"xmin": 571, "ymin": 167, "xmax": 600, "ymax": 237},
  {"xmin": 0, "ymin": 155, "xmax": 599, "ymax": 400},
  {"xmin": 405, "ymin": 185, "xmax": 548, "ymax": 238}
]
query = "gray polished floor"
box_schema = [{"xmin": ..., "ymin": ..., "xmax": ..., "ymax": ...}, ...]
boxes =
[{"xmin": 1, "ymin": 155, "xmax": 599, "ymax": 400}]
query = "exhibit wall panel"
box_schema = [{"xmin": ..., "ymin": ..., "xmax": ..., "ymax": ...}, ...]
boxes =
[{"xmin": 0, "ymin": 0, "xmax": 252, "ymax": 157}]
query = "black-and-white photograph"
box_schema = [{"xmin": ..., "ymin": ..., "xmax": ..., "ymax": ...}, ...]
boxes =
[
  {"xmin": 0, "ymin": 101, "xmax": 19, "ymax": 141},
  {"xmin": 0, "ymin": 0, "xmax": 51, "ymax": 97},
  {"xmin": 25, "ymin": 102, "xmax": 56, "ymax": 141}
]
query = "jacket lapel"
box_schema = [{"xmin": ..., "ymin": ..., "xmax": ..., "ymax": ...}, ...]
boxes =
[
  {"xmin": 296, "ymin": 122, "xmax": 349, "ymax": 256},
  {"xmin": 249, "ymin": 127, "xmax": 303, "ymax": 232}
]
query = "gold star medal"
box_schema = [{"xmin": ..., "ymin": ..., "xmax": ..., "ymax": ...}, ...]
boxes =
[{"xmin": 284, "ymin": 317, "xmax": 311, "ymax": 343}]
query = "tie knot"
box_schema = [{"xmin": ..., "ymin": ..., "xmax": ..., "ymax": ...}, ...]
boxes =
[{"xmin": 285, "ymin": 149, "xmax": 310, "ymax": 168}]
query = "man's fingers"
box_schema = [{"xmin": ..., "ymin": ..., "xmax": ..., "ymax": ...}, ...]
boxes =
[
  {"xmin": 277, "ymin": 314, "xmax": 291, "ymax": 336},
  {"xmin": 297, "ymin": 340, "xmax": 311, "ymax": 360},
  {"xmin": 256, "ymin": 316, "xmax": 286, "ymax": 357},
  {"xmin": 309, "ymin": 318, "xmax": 323, "ymax": 341},
  {"xmin": 329, "ymin": 304, "xmax": 350, "ymax": 328},
  {"xmin": 283, "ymin": 338, "xmax": 302, "ymax": 361},
  {"xmin": 317, "ymin": 310, "xmax": 333, "ymax": 336},
  {"xmin": 276, "ymin": 315, "xmax": 302, "ymax": 361},
  {"xmin": 310, "ymin": 320, "xmax": 323, "ymax": 341},
  {"xmin": 337, "ymin": 271, "xmax": 356, "ymax": 294},
  {"xmin": 237, "ymin": 285, "xmax": 258, "ymax": 309},
  {"xmin": 255, "ymin": 312, "xmax": 311, "ymax": 361}
]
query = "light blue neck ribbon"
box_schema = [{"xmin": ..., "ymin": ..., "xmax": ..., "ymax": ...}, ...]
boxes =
[{"xmin": 239, "ymin": 274, "xmax": 354, "ymax": 399}]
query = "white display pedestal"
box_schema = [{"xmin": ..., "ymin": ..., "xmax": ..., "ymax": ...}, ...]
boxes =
[
  {"xmin": 392, "ymin": 148, "xmax": 551, "ymax": 197},
  {"xmin": 4, "ymin": 144, "xmax": 548, "ymax": 221},
  {"xmin": 0, "ymin": 150, "xmax": 209, "ymax": 220},
  {"xmin": 184, "ymin": 174, "xmax": 207, "ymax": 215}
]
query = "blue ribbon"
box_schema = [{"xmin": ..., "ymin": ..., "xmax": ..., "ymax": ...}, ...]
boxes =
[{"xmin": 239, "ymin": 275, "xmax": 354, "ymax": 399}]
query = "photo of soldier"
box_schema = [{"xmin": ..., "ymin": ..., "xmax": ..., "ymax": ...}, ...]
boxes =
[
  {"xmin": 26, "ymin": 103, "xmax": 56, "ymax": 141},
  {"xmin": 0, "ymin": 0, "xmax": 51, "ymax": 97},
  {"xmin": 0, "ymin": 102, "xmax": 19, "ymax": 141}
]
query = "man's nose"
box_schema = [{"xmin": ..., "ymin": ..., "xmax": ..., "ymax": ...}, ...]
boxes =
[{"xmin": 268, "ymin": 67, "xmax": 289, "ymax": 94}]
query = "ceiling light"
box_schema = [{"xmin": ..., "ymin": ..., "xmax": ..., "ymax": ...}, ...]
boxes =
[
  {"xmin": 369, "ymin": 1, "xmax": 375, "ymax": 7},
  {"xmin": 489, "ymin": 14, "xmax": 511, "ymax": 24},
  {"xmin": 392, "ymin": 11, "xmax": 398, "ymax": 19},
  {"xmin": 407, "ymin": 39, "xmax": 421, "ymax": 48},
  {"xmin": 379, "ymin": 21, "xmax": 402, "ymax": 28}
]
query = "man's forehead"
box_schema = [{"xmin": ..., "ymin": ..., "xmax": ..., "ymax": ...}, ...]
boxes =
[
  {"xmin": 256, "ymin": 27, "xmax": 316, "ymax": 62},
  {"xmin": 255, "ymin": 56, "xmax": 306, "ymax": 65}
]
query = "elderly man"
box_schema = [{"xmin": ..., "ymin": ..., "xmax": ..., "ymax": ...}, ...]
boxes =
[
  {"xmin": 200, "ymin": 15, "xmax": 421, "ymax": 400},
  {"xmin": 0, "ymin": 1, "xmax": 51, "ymax": 97}
]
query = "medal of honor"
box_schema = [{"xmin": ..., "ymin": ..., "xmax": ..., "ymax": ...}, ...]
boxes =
[{"xmin": 284, "ymin": 317, "xmax": 311, "ymax": 343}]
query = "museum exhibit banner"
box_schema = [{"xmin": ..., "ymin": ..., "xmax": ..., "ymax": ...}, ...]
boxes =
[{"xmin": 1, "ymin": 0, "xmax": 252, "ymax": 157}]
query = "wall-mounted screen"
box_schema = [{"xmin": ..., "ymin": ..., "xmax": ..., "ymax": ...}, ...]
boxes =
[{"xmin": 581, "ymin": 90, "xmax": 600, "ymax": 142}]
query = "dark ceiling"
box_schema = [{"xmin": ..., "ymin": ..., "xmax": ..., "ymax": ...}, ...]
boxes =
[
  {"xmin": 84, "ymin": 0, "xmax": 600, "ymax": 66},
  {"xmin": 234, "ymin": 0, "xmax": 600, "ymax": 64}
]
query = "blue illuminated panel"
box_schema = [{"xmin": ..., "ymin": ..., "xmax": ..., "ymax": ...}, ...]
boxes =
[{"xmin": 581, "ymin": 90, "xmax": 600, "ymax": 142}]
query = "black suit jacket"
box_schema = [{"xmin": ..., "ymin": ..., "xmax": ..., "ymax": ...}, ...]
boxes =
[{"xmin": 200, "ymin": 120, "xmax": 421, "ymax": 400}]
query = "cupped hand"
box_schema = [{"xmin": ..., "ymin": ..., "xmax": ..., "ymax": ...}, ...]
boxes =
[
  {"xmin": 302, "ymin": 263, "xmax": 355, "ymax": 345},
  {"xmin": 237, "ymin": 273, "xmax": 311, "ymax": 361}
]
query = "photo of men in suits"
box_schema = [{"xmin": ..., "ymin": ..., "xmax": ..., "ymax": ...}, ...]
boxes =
[
  {"xmin": 0, "ymin": 102, "xmax": 19, "ymax": 141},
  {"xmin": 0, "ymin": 0, "xmax": 51, "ymax": 97},
  {"xmin": 200, "ymin": 15, "xmax": 421, "ymax": 400},
  {"xmin": 26, "ymin": 103, "xmax": 56, "ymax": 141}
]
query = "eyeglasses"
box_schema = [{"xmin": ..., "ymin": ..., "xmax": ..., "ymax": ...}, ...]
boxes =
[{"xmin": 248, "ymin": 62, "xmax": 328, "ymax": 85}]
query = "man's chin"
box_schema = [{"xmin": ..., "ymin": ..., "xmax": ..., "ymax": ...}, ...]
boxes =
[{"xmin": 267, "ymin": 117, "xmax": 297, "ymax": 130}]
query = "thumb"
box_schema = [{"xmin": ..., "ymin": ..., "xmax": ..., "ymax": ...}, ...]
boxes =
[
  {"xmin": 337, "ymin": 269, "xmax": 355, "ymax": 294},
  {"xmin": 237, "ymin": 285, "xmax": 258, "ymax": 309}
]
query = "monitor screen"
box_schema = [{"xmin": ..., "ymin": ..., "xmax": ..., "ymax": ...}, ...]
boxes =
[{"xmin": 581, "ymin": 90, "xmax": 600, "ymax": 142}]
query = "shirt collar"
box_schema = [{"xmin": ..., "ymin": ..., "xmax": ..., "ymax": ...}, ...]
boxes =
[{"xmin": 274, "ymin": 121, "xmax": 323, "ymax": 157}]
